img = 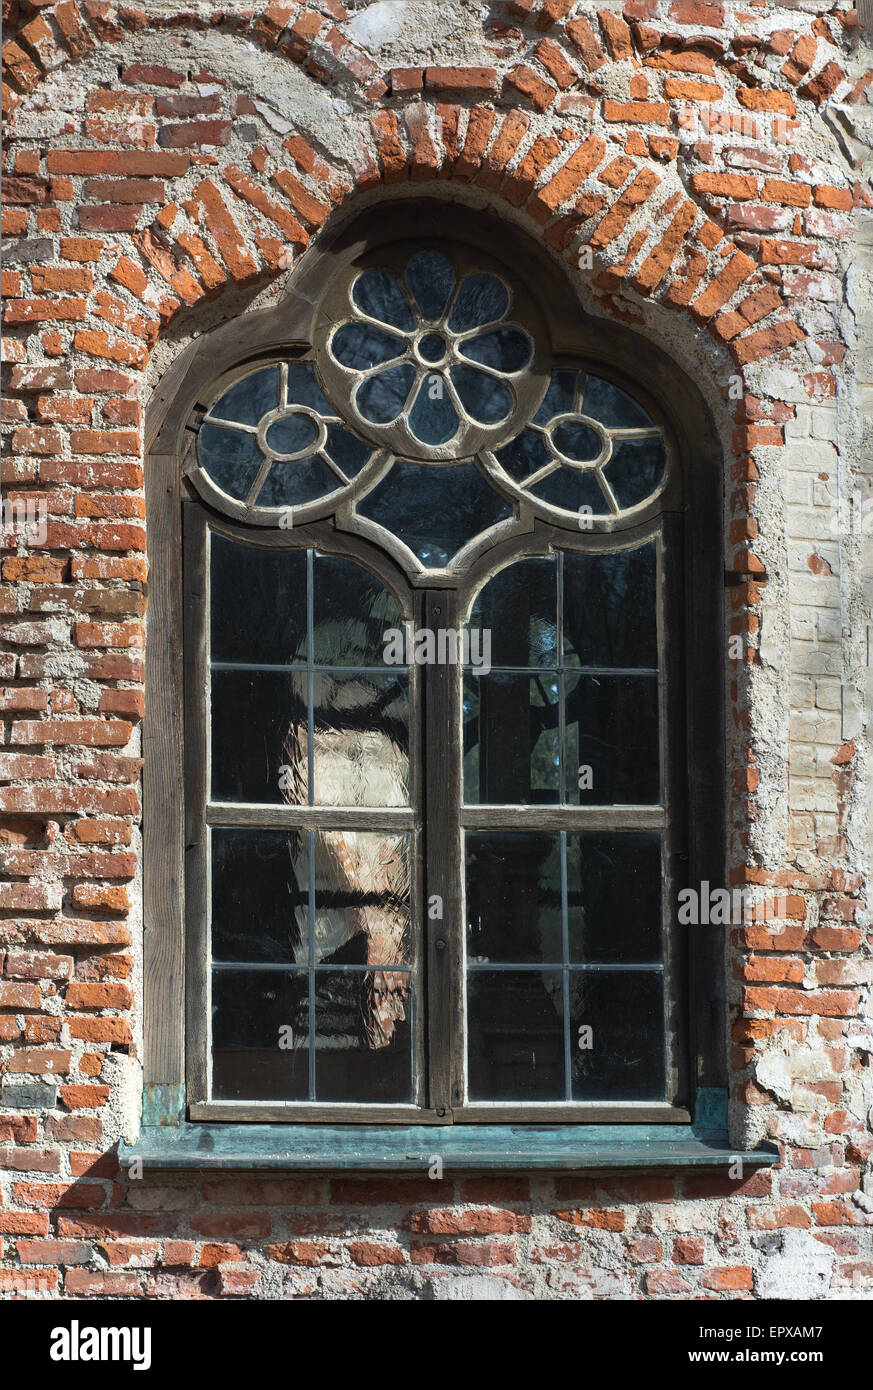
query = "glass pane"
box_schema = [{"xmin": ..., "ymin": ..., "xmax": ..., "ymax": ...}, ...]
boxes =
[
  {"xmin": 405, "ymin": 251, "xmax": 455, "ymax": 322},
  {"xmin": 450, "ymin": 365, "xmax": 512, "ymax": 424},
  {"xmin": 408, "ymin": 378, "xmax": 459, "ymax": 444},
  {"xmin": 563, "ymin": 546, "xmax": 657, "ymax": 669},
  {"xmin": 210, "ymin": 366, "xmax": 279, "ymax": 426},
  {"xmin": 212, "ymin": 968, "xmax": 309, "ymax": 1100},
  {"xmin": 352, "ymin": 269, "xmax": 416, "ymax": 332},
  {"xmin": 463, "ymin": 673, "xmax": 559, "ymax": 805},
  {"xmin": 356, "ymin": 363, "xmax": 416, "ymax": 424},
  {"xmin": 264, "ymin": 413, "xmax": 320, "ymax": 455},
  {"xmin": 448, "ymin": 273, "xmax": 508, "ymax": 332},
  {"xmin": 198, "ymin": 424, "xmax": 262, "ymax": 500},
  {"xmin": 212, "ymin": 828, "xmax": 308, "ymax": 964},
  {"xmin": 607, "ymin": 437, "xmax": 667, "ymax": 509},
  {"xmin": 315, "ymin": 970, "xmax": 412, "ymax": 1102},
  {"xmin": 567, "ymin": 832, "xmax": 662, "ymax": 963},
  {"xmin": 460, "ymin": 326, "xmax": 532, "ymax": 374},
  {"xmin": 583, "ymin": 374, "xmax": 653, "ymax": 429},
  {"xmin": 312, "ymin": 672, "xmax": 409, "ymax": 807},
  {"xmin": 210, "ymin": 537, "xmax": 307, "ymax": 665},
  {"xmin": 257, "ymin": 457, "xmax": 339, "ymax": 508},
  {"xmin": 467, "ymin": 558, "xmax": 557, "ymax": 668},
  {"xmin": 467, "ymin": 970, "xmax": 564, "ymax": 1101},
  {"xmin": 331, "ymin": 321, "xmax": 406, "ymax": 371},
  {"xmin": 211, "ymin": 669, "xmax": 307, "ymax": 804},
  {"xmin": 532, "ymin": 466, "xmax": 607, "ymax": 515},
  {"xmin": 495, "ymin": 428, "xmax": 549, "ymax": 483},
  {"xmin": 551, "ymin": 420, "xmax": 602, "ymax": 463},
  {"xmin": 466, "ymin": 832, "xmax": 562, "ymax": 964},
  {"xmin": 312, "ymin": 556, "xmax": 402, "ymax": 666},
  {"xmin": 314, "ymin": 830, "xmax": 410, "ymax": 966},
  {"xmin": 359, "ymin": 461, "xmax": 511, "ymax": 568},
  {"xmin": 325, "ymin": 425, "xmax": 372, "ymax": 477},
  {"xmin": 569, "ymin": 970, "xmax": 664, "ymax": 1100},
  {"xmin": 565, "ymin": 673, "xmax": 660, "ymax": 805},
  {"xmin": 286, "ymin": 362, "xmax": 333, "ymax": 415},
  {"xmin": 532, "ymin": 370, "xmax": 577, "ymax": 425}
]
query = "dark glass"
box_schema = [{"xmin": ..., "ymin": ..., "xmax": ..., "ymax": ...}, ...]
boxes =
[
  {"xmin": 313, "ymin": 830, "xmax": 410, "ymax": 966},
  {"xmin": 211, "ymin": 828, "xmax": 308, "ymax": 964},
  {"xmin": 311, "ymin": 672, "xmax": 409, "ymax": 807},
  {"xmin": 212, "ymin": 968, "xmax": 310, "ymax": 1100},
  {"xmin": 450, "ymin": 365, "xmax": 512, "ymax": 424},
  {"xmin": 467, "ymin": 970, "xmax": 564, "ymax": 1101},
  {"xmin": 211, "ymin": 669, "xmax": 306, "ymax": 804},
  {"xmin": 583, "ymin": 374, "xmax": 653, "ymax": 429},
  {"xmin": 312, "ymin": 555, "xmax": 402, "ymax": 666},
  {"xmin": 286, "ymin": 362, "xmax": 334, "ymax": 414},
  {"xmin": 418, "ymin": 332, "xmax": 447, "ymax": 363},
  {"xmin": 566, "ymin": 832, "xmax": 662, "ymax": 963},
  {"xmin": 210, "ymin": 366, "xmax": 279, "ymax": 426},
  {"xmin": 210, "ymin": 537, "xmax": 307, "ymax": 665},
  {"xmin": 551, "ymin": 421, "xmax": 602, "ymax": 463},
  {"xmin": 463, "ymin": 673, "xmax": 559, "ymax": 804},
  {"xmin": 448, "ymin": 273, "xmax": 508, "ymax": 332},
  {"xmin": 565, "ymin": 672, "xmax": 660, "ymax": 805},
  {"xmin": 359, "ymin": 461, "xmax": 511, "ymax": 568},
  {"xmin": 563, "ymin": 546, "xmax": 657, "ymax": 669},
  {"xmin": 405, "ymin": 251, "xmax": 455, "ymax": 322},
  {"xmin": 314, "ymin": 970, "xmax": 412, "ymax": 1102},
  {"xmin": 198, "ymin": 424, "xmax": 262, "ymax": 500},
  {"xmin": 531, "ymin": 466, "xmax": 607, "ymax": 515},
  {"xmin": 607, "ymin": 437, "xmax": 667, "ymax": 509},
  {"xmin": 569, "ymin": 969, "xmax": 665, "ymax": 1100},
  {"xmin": 461, "ymin": 326, "xmax": 532, "ymax": 374},
  {"xmin": 532, "ymin": 370, "xmax": 577, "ymax": 425},
  {"xmin": 356, "ymin": 364, "xmax": 416, "ymax": 424},
  {"xmin": 466, "ymin": 832, "xmax": 562, "ymax": 963},
  {"xmin": 264, "ymin": 413, "xmax": 319, "ymax": 455},
  {"xmin": 352, "ymin": 269, "xmax": 416, "ymax": 332},
  {"xmin": 467, "ymin": 557, "xmax": 557, "ymax": 668},
  {"xmin": 495, "ymin": 429, "xmax": 549, "ymax": 483},
  {"xmin": 408, "ymin": 378, "xmax": 459, "ymax": 444},
  {"xmin": 324, "ymin": 425, "xmax": 372, "ymax": 477},
  {"xmin": 258, "ymin": 457, "xmax": 339, "ymax": 507},
  {"xmin": 331, "ymin": 321, "xmax": 405, "ymax": 371}
]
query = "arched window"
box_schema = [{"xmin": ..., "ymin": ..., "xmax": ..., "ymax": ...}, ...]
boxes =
[{"xmin": 144, "ymin": 202, "xmax": 726, "ymax": 1135}]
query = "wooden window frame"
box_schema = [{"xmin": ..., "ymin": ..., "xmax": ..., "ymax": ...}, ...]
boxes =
[{"xmin": 143, "ymin": 197, "xmax": 727, "ymax": 1133}]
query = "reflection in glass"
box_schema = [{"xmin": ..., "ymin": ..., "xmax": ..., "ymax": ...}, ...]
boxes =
[
  {"xmin": 314, "ymin": 831, "xmax": 410, "ymax": 966},
  {"xmin": 448, "ymin": 273, "xmax": 509, "ymax": 332},
  {"xmin": 198, "ymin": 424, "xmax": 262, "ymax": 500},
  {"xmin": 315, "ymin": 970, "xmax": 412, "ymax": 1102},
  {"xmin": 210, "ymin": 538, "xmax": 307, "ymax": 665},
  {"xmin": 312, "ymin": 672, "xmax": 409, "ymax": 807}
]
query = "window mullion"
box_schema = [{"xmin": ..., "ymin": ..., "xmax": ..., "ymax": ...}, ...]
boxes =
[{"xmin": 421, "ymin": 588, "xmax": 462, "ymax": 1118}]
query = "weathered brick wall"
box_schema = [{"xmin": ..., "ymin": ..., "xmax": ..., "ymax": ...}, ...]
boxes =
[{"xmin": 1, "ymin": 0, "xmax": 871, "ymax": 1299}]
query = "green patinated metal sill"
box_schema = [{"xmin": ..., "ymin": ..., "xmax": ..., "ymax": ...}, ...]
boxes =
[{"xmin": 119, "ymin": 1088, "xmax": 777, "ymax": 1173}]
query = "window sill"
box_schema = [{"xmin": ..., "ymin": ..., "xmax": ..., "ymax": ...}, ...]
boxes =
[{"xmin": 119, "ymin": 1091, "xmax": 777, "ymax": 1173}]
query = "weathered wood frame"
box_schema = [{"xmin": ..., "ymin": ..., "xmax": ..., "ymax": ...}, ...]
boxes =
[{"xmin": 144, "ymin": 196, "xmax": 726, "ymax": 1131}]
